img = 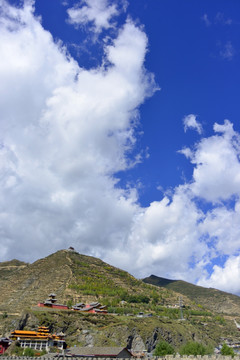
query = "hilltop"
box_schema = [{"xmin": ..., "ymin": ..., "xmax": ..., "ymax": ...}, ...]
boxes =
[{"xmin": 1, "ymin": 250, "xmax": 240, "ymax": 352}]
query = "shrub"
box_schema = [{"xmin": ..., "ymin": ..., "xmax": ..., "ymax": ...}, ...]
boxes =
[
  {"xmin": 179, "ymin": 341, "xmax": 210, "ymax": 356},
  {"xmin": 221, "ymin": 343, "xmax": 235, "ymax": 357},
  {"xmin": 154, "ymin": 341, "xmax": 175, "ymax": 356}
]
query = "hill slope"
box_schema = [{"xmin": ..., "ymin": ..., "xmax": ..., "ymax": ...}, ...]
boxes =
[
  {"xmin": 143, "ymin": 274, "xmax": 240, "ymax": 315},
  {"xmin": 0, "ymin": 250, "xmax": 179, "ymax": 315},
  {"xmin": 1, "ymin": 250, "xmax": 240, "ymax": 352}
]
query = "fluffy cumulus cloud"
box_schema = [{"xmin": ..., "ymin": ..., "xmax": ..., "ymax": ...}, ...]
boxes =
[
  {"xmin": 0, "ymin": 0, "xmax": 153, "ymax": 260},
  {"xmin": 199, "ymin": 256, "xmax": 240, "ymax": 295},
  {"xmin": 67, "ymin": 0, "xmax": 126, "ymax": 33},
  {"xmin": 1, "ymin": 0, "xmax": 240, "ymax": 295},
  {"xmin": 183, "ymin": 114, "xmax": 203, "ymax": 134},
  {"xmin": 188, "ymin": 120, "xmax": 240, "ymax": 202},
  {"xmin": 105, "ymin": 188, "xmax": 206, "ymax": 281}
]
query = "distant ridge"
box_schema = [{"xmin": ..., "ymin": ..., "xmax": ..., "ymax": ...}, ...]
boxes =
[
  {"xmin": 143, "ymin": 274, "xmax": 240, "ymax": 314},
  {"xmin": 143, "ymin": 275, "xmax": 178, "ymax": 287}
]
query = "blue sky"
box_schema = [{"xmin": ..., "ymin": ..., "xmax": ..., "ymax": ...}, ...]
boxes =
[{"xmin": 1, "ymin": 0, "xmax": 240, "ymax": 295}]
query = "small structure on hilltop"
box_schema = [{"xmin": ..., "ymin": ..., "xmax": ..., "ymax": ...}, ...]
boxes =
[
  {"xmin": 72, "ymin": 301, "xmax": 108, "ymax": 314},
  {"xmin": 38, "ymin": 293, "xmax": 68, "ymax": 310},
  {"xmin": 10, "ymin": 326, "xmax": 66, "ymax": 352},
  {"xmin": 0, "ymin": 338, "xmax": 11, "ymax": 354},
  {"xmin": 68, "ymin": 246, "xmax": 76, "ymax": 252}
]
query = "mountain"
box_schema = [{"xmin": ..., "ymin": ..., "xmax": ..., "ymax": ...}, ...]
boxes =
[
  {"xmin": 143, "ymin": 274, "xmax": 240, "ymax": 315},
  {"xmin": 1, "ymin": 248, "xmax": 188, "ymax": 327},
  {"xmin": 0, "ymin": 249, "xmax": 178, "ymax": 314},
  {"xmin": 1, "ymin": 250, "xmax": 240, "ymax": 352}
]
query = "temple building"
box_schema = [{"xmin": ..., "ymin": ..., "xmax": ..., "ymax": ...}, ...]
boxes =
[
  {"xmin": 37, "ymin": 293, "xmax": 107, "ymax": 313},
  {"xmin": 10, "ymin": 326, "xmax": 66, "ymax": 352},
  {"xmin": 72, "ymin": 302, "xmax": 108, "ymax": 314},
  {"xmin": 38, "ymin": 293, "xmax": 68, "ymax": 310}
]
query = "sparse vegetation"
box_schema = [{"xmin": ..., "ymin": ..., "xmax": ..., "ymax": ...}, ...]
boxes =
[
  {"xmin": 10, "ymin": 343, "xmax": 47, "ymax": 357},
  {"xmin": 23, "ymin": 347, "xmax": 35, "ymax": 357},
  {"xmin": 214, "ymin": 315, "xmax": 226, "ymax": 325}
]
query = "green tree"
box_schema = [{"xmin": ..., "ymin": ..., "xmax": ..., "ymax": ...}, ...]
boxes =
[
  {"xmin": 154, "ymin": 341, "xmax": 175, "ymax": 356},
  {"xmin": 179, "ymin": 341, "xmax": 209, "ymax": 356},
  {"xmin": 221, "ymin": 343, "xmax": 235, "ymax": 357}
]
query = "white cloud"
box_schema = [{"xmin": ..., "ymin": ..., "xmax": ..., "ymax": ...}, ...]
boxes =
[
  {"xmin": 198, "ymin": 256, "xmax": 240, "ymax": 294},
  {"xmin": 178, "ymin": 147, "xmax": 193, "ymax": 159},
  {"xmin": 0, "ymin": 0, "xmax": 156, "ymax": 264},
  {"xmin": 201, "ymin": 14, "xmax": 211, "ymax": 27},
  {"xmin": 183, "ymin": 114, "xmax": 203, "ymax": 134},
  {"xmin": 184, "ymin": 120, "xmax": 240, "ymax": 202},
  {"xmin": 199, "ymin": 201, "xmax": 240, "ymax": 256},
  {"xmin": 219, "ymin": 41, "xmax": 235, "ymax": 60},
  {"xmin": 67, "ymin": 0, "xmax": 126, "ymax": 34},
  {"xmin": 117, "ymin": 187, "xmax": 207, "ymax": 281},
  {"xmin": 177, "ymin": 120, "xmax": 240, "ymax": 293},
  {"xmin": 202, "ymin": 12, "xmax": 233, "ymax": 27}
]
